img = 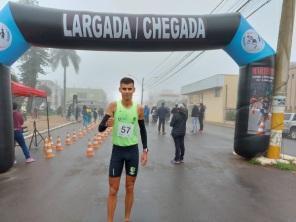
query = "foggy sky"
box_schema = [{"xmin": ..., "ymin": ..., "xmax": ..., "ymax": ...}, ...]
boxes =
[{"xmin": 1, "ymin": 0, "xmax": 295, "ymax": 102}]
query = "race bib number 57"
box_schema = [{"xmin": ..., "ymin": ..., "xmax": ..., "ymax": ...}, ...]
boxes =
[{"xmin": 117, "ymin": 123, "xmax": 134, "ymax": 138}]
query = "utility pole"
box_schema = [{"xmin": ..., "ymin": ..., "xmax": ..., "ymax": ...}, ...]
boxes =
[
  {"xmin": 267, "ymin": 0, "xmax": 295, "ymax": 159},
  {"xmin": 141, "ymin": 77, "xmax": 144, "ymax": 105}
]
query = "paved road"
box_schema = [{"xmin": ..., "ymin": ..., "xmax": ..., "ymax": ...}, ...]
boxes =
[{"xmin": 0, "ymin": 122, "xmax": 296, "ymax": 222}]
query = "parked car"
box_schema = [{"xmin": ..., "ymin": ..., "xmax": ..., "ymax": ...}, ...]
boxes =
[{"xmin": 283, "ymin": 113, "xmax": 296, "ymax": 139}]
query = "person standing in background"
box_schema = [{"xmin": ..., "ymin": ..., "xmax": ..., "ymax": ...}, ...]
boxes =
[
  {"xmin": 93, "ymin": 108, "xmax": 98, "ymax": 122},
  {"xmin": 191, "ymin": 104, "xmax": 200, "ymax": 134},
  {"xmin": 157, "ymin": 102, "xmax": 168, "ymax": 135},
  {"xmin": 170, "ymin": 104, "xmax": 188, "ymax": 164},
  {"xmin": 13, "ymin": 102, "xmax": 35, "ymax": 163},
  {"xmin": 144, "ymin": 105, "xmax": 150, "ymax": 125},
  {"xmin": 198, "ymin": 103, "xmax": 206, "ymax": 133}
]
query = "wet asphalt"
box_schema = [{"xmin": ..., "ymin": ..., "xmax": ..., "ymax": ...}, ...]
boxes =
[{"xmin": 0, "ymin": 122, "xmax": 296, "ymax": 222}]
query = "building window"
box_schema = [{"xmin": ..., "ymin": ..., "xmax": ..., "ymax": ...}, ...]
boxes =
[{"xmin": 214, "ymin": 88, "xmax": 220, "ymax": 97}]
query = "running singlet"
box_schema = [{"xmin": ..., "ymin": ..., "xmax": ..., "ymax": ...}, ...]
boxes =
[{"xmin": 112, "ymin": 101, "xmax": 138, "ymax": 146}]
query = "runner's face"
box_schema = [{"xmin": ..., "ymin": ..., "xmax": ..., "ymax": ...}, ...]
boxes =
[{"xmin": 119, "ymin": 83, "xmax": 135, "ymax": 101}]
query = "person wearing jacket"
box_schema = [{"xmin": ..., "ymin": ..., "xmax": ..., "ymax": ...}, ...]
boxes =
[
  {"xmin": 191, "ymin": 104, "xmax": 200, "ymax": 134},
  {"xmin": 170, "ymin": 104, "xmax": 188, "ymax": 164},
  {"xmin": 157, "ymin": 102, "xmax": 168, "ymax": 134}
]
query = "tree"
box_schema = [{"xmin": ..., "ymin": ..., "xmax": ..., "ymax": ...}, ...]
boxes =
[
  {"xmin": 35, "ymin": 84, "xmax": 52, "ymax": 109},
  {"xmin": 50, "ymin": 49, "xmax": 81, "ymax": 115},
  {"xmin": 17, "ymin": 0, "xmax": 50, "ymax": 112},
  {"xmin": 38, "ymin": 84, "xmax": 52, "ymax": 96},
  {"xmin": 18, "ymin": 47, "xmax": 50, "ymax": 112}
]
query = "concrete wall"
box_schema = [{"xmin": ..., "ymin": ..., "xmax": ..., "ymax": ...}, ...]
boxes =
[
  {"xmin": 186, "ymin": 75, "xmax": 239, "ymax": 123},
  {"xmin": 223, "ymin": 75, "xmax": 238, "ymax": 109},
  {"xmin": 203, "ymin": 88, "xmax": 224, "ymax": 122}
]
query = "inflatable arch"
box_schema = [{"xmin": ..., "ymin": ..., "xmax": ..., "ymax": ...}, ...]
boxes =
[{"xmin": 0, "ymin": 2, "xmax": 275, "ymax": 173}]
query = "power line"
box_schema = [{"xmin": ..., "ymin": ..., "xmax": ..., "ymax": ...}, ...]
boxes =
[
  {"xmin": 144, "ymin": 52, "xmax": 174, "ymax": 81},
  {"xmin": 144, "ymin": 52, "xmax": 194, "ymax": 87},
  {"xmin": 209, "ymin": 0, "xmax": 228, "ymax": 14},
  {"xmin": 227, "ymin": 0, "xmax": 246, "ymax": 12},
  {"xmin": 147, "ymin": 0, "xmax": 273, "ymax": 90},
  {"xmin": 145, "ymin": 0, "xmax": 232, "ymax": 88},
  {"xmin": 148, "ymin": 51, "xmax": 205, "ymax": 89},
  {"xmin": 246, "ymin": 0, "xmax": 272, "ymax": 18}
]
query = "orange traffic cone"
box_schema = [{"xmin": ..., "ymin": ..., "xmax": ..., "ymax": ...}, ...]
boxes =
[
  {"xmin": 86, "ymin": 140, "xmax": 95, "ymax": 158},
  {"xmin": 50, "ymin": 136, "xmax": 56, "ymax": 150},
  {"xmin": 55, "ymin": 136, "xmax": 64, "ymax": 151},
  {"xmin": 97, "ymin": 134, "xmax": 103, "ymax": 144},
  {"xmin": 65, "ymin": 133, "xmax": 72, "ymax": 145},
  {"xmin": 43, "ymin": 137, "xmax": 49, "ymax": 154},
  {"xmin": 78, "ymin": 129, "xmax": 84, "ymax": 138},
  {"xmin": 72, "ymin": 131, "xmax": 77, "ymax": 143},
  {"xmin": 44, "ymin": 137, "xmax": 55, "ymax": 159},
  {"xmin": 257, "ymin": 121, "xmax": 265, "ymax": 135},
  {"xmin": 92, "ymin": 137, "xmax": 99, "ymax": 149},
  {"xmin": 103, "ymin": 131, "xmax": 108, "ymax": 138}
]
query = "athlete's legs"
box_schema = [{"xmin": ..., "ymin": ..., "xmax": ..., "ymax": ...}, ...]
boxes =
[
  {"xmin": 124, "ymin": 146, "xmax": 139, "ymax": 221},
  {"xmin": 108, "ymin": 147, "xmax": 125, "ymax": 222},
  {"xmin": 125, "ymin": 175, "xmax": 137, "ymax": 221},
  {"xmin": 108, "ymin": 177, "xmax": 121, "ymax": 222}
]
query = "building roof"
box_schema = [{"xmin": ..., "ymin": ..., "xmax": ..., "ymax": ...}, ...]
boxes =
[{"xmin": 181, "ymin": 74, "xmax": 235, "ymax": 95}]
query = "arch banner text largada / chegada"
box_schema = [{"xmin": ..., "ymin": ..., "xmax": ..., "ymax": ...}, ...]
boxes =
[{"xmin": 0, "ymin": 2, "xmax": 275, "ymax": 173}]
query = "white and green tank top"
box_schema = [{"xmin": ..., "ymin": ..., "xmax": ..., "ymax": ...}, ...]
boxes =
[{"xmin": 112, "ymin": 101, "xmax": 138, "ymax": 146}]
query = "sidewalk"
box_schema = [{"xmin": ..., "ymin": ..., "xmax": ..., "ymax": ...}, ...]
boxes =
[
  {"xmin": 205, "ymin": 120, "xmax": 296, "ymax": 164},
  {"xmin": 205, "ymin": 120, "xmax": 235, "ymax": 128},
  {"xmin": 23, "ymin": 115, "xmax": 74, "ymax": 138}
]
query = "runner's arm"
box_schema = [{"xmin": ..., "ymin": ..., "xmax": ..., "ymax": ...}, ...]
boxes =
[
  {"xmin": 98, "ymin": 102, "xmax": 115, "ymax": 132},
  {"xmin": 138, "ymin": 106, "xmax": 148, "ymax": 150},
  {"xmin": 138, "ymin": 120, "xmax": 147, "ymax": 149},
  {"xmin": 98, "ymin": 114, "xmax": 111, "ymax": 132}
]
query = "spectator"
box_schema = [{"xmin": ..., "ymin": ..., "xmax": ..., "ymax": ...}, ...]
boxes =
[
  {"xmin": 199, "ymin": 103, "xmax": 206, "ymax": 133},
  {"xmin": 157, "ymin": 102, "xmax": 168, "ymax": 135},
  {"xmin": 191, "ymin": 104, "xmax": 200, "ymax": 134},
  {"xmin": 171, "ymin": 104, "xmax": 178, "ymax": 115},
  {"xmin": 144, "ymin": 105, "xmax": 150, "ymax": 124},
  {"xmin": 32, "ymin": 106, "xmax": 38, "ymax": 119},
  {"xmin": 170, "ymin": 104, "xmax": 188, "ymax": 164},
  {"xmin": 13, "ymin": 102, "xmax": 35, "ymax": 163},
  {"xmin": 82, "ymin": 105, "xmax": 88, "ymax": 127},
  {"xmin": 75, "ymin": 105, "xmax": 81, "ymax": 121},
  {"xmin": 98, "ymin": 107, "xmax": 104, "ymax": 120},
  {"xmin": 151, "ymin": 106, "xmax": 158, "ymax": 124},
  {"xmin": 93, "ymin": 108, "xmax": 98, "ymax": 122}
]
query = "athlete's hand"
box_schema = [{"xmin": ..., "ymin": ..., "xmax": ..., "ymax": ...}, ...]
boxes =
[
  {"xmin": 106, "ymin": 117, "xmax": 114, "ymax": 127},
  {"xmin": 141, "ymin": 151, "xmax": 148, "ymax": 166}
]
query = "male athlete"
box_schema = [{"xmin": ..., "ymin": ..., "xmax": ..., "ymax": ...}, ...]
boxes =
[{"xmin": 98, "ymin": 77, "xmax": 148, "ymax": 222}]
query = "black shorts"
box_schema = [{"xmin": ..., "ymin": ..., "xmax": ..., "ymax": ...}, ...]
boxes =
[{"xmin": 109, "ymin": 144, "xmax": 139, "ymax": 177}]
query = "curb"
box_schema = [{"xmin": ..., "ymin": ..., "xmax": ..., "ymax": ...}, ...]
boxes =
[
  {"xmin": 206, "ymin": 121, "xmax": 235, "ymax": 128},
  {"xmin": 24, "ymin": 121, "xmax": 76, "ymax": 139},
  {"xmin": 254, "ymin": 154, "xmax": 296, "ymax": 166}
]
